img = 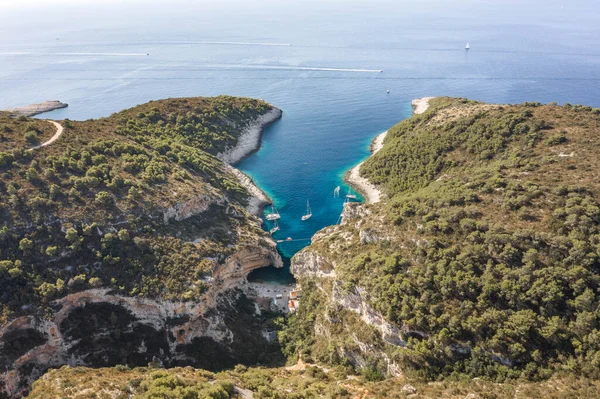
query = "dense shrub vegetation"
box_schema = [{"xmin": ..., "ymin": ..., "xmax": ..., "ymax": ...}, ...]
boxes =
[
  {"xmin": 27, "ymin": 364, "xmax": 600, "ymax": 399},
  {"xmin": 0, "ymin": 97, "xmax": 274, "ymax": 324},
  {"xmin": 16, "ymin": 98, "xmax": 600, "ymax": 398},
  {"xmin": 112, "ymin": 96, "xmax": 271, "ymax": 155},
  {"xmin": 284, "ymin": 98, "xmax": 600, "ymax": 382},
  {"xmin": 0, "ymin": 113, "xmax": 54, "ymax": 152}
]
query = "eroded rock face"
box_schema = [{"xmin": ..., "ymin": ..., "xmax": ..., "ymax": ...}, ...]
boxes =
[
  {"xmin": 0, "ymin": 289, "xmax": 280, "ymax": 397},
  {"xmin": 163, "ymin": 194, "xmax": 225, "ymax": 224},
  {"xmin": 215, "ymin": 244, "xmax": 283, "ymax": 291},
  {"xmin": 331, "ymin": 283, "xmax": 406, "ymax": 348},
  {"xmin": 0, "ymin": 241, "xmax": 283, "ymax": 398},
  {"xmin": 290, "ymin": 251, "xmax": 335, "ymax": 278},
  {"xmin": 340, "ymin": 202, "xmax": 370, "ymax": 225},
  {"xmin": 216, "ymin": 108, "xmax": 283, "ymax": 165},
  {"xmin": 291, "ymin": 216, "xmax": 405, "ymax": 377}
]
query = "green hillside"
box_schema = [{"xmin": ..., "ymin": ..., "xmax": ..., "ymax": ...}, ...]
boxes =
[
  {"xmin": 285, "ymin": 98, "xmax": 600, "ymax": 382},
  {"xmin": 16, "ymin": 98, "xmax": 600, "ymax": 399},
  {"xmin": 0, "ymin": 96, "xmax": 274, "ymax": 323}
]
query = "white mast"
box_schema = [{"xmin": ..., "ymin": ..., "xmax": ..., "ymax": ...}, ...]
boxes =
[
  {"xmin": 270, "ymin": 219, "xmax": 280, "ymax": 234},
  {"xmin": 346, "ymin": 187, "xmax": 357, "ymax": 200},
  {"xmin": 301, "ymin": 200, "xmax": 312, "ymax": 221},
  {"xmin": 266, "ymin": 204, "xmax": 281, "ymax": 221}
]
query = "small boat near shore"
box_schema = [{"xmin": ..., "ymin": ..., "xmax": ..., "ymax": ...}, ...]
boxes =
[
  {"xmin": 266, "ymin": 204, "xmax": 281, "ymax": 221},
  {"xmin": 270, "ymin": 220, "xmax": 280, "ymax": 234},
  {"xmin": 334, "ymin": 186, "xmax": 341, "ymax": 197},
  {"xmin": 301, "ymin": 200, "xmax": 312, "ymax": 221},
  {"xmin": 346, "ymin": 187, "xmax": 357, "ymax": 200},
  {"xmin": 465, "ymin": 42, "xmax": 471, "ymax": 50}
]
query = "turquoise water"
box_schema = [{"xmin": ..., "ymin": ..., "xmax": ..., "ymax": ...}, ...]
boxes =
[{"xmin": 1, "ymin": 0, "xmax": 600, "ymax": 282}]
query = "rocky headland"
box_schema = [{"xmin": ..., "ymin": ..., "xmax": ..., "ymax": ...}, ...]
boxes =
[
  {"xmin": 3, "ymin": 101, "xmax": 68, "ymax": 117},
  {"xmin": 0, "ymin": 96, "xmax": 284, "ymax": 397}
]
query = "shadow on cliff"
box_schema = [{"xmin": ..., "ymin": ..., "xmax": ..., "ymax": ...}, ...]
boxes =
[{"xmin": 0, "ymin": 291, "xmax": 286, "ymax": 397}]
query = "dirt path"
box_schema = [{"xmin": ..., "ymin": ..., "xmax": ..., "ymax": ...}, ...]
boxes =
[{"xmin": 27, "ymin": 120, "xmax": 64, "ymax": 151}]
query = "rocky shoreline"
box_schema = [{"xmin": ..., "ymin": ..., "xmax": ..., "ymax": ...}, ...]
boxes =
[
  {"xmin": 218, "ymin": 107, "xmax": 282, "ymax": 217},
  {"xmin": 225, "ymin": 164, "xmax": 271, "ymax": 217},
  {"xmin": 345, "ymin": 97, "xmax": 434, "ymax": 203},
  {"xmin": 411, "ymin": 96, "xmax": 435, "ymax": 114},
  {"xmin": 217, "ymin": 107, "xmax": 283, "ymax": 165},
  {"xmin": 3, "ymin": 100, "xmax": 68, "ymax": 117},
  {"xmin": 345, "ymin": 131, "xmax": 387, "ymax": 204}
]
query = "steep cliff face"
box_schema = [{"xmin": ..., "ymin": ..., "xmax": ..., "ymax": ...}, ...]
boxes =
[
  {"xmin": 163, "ymin": 193, "xmax": 225, "ymax": 224},
  {"xmin": 1, "ymin": 202, "xmax": 283, "ymax": 397},
  {"xmin": 1, "ymin": 251, "xmax": 281, "ymax": 397},
  {"xmin": 1, "ymin": 217, "xmax": 282, "ymax": 398},
  {"xmin": 291, "ymin": 215, "xmax": 405, "ymax": 377},
  {"xmin": 216, "ymin": 107, "xmax": 283, "ymax": 165}
]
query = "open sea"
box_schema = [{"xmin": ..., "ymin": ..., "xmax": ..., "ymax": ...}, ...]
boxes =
[{"xmin": 1, "ymin": 0, "xmax": 599, "ymax": 282}]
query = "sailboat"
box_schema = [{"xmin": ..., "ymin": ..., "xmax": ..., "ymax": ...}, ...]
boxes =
[
  {"xmin": 265, "ymin": 204, "xmax": 281, "ymax": 221},
  {"xmin": 270, "ymin": 220, "xmax": 280, "ymax": 234},
  {"xmin": 346, "ymin": 187, "xmax": 357, "ymax": 200},
  {"xmin": 301, "ymin": 200, "xmax": 312, "ymax": 221},
  {"xmin": 334, "ymin": 186, "xmax": 341, "ymax": 197},
  {"xmin": 465, "ymin": 42, "xmax": 471, "ymax": 50}
]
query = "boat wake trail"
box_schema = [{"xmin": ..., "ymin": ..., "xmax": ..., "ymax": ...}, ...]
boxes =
[
  {"xmin": 221, "ymin": 64, "xmax": 383, "ymax": 73},
  {"xmin": 0, "ymin": 52, "xmax": 149, "ymax": 57},
  {"xmin": 194, "ymin": 41, "xmax": 292, "ymax": 47}
]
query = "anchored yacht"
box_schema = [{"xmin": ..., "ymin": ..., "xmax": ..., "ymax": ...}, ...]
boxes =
[
  {"xmin": 301, "ymin": 200, "xmax": 312, "ymax": 221},
  {"xmin": 266, "ymin": 204, "xmax": 281, "ymax": 221}
]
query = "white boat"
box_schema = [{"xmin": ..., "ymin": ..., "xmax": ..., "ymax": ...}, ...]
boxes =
[
  {"xmin": 346, "ymin": 187, "xmax": 357, "ymax": 200},
  {"xmin": 334, "ymin": 186, "xmax": 341, "ymax": 197},
  {"xmin": 265, "ymin": 204, "xmax": 281, "ymax": 221},
  {"xmin": 270, "ymin": 220, "xmax": 280, "ymax": 234},
  {"xmin": 386, "ymin": 89, "xmax": 390, "ymax": 94},
  {"xmin": 301, "ymin": 200, "xmax": 312, "ymax": 221},
  {"xmin": 465, "ymin": 42, "xmax": 470, "ymax": 50}
]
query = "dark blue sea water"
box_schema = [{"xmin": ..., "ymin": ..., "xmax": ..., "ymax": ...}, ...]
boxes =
[{"xmin": 1, "ymin": 0, "xmax": 599, "ymax": 282}]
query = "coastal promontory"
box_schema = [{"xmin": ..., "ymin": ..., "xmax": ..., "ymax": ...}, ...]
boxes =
[
  {"xmin": 0, "ymin": 96, "xmax": 283, "ymax": 397},
  {"xmin": 289, "ymin": 98, "xmax": 600, "ymax": 387},
  {"xmin": 3, "ymin": 101, "xmax": 68, "ymax": 117}
]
